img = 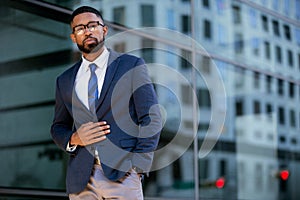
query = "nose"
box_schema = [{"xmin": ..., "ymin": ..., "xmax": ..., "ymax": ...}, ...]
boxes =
[
  {"xmin": 84, "ymin": 28, "xmax": 93, "ymax": 35},
  {"xmin": 80, "ymin": 25, "xmax": 92, "ymax": 34}
]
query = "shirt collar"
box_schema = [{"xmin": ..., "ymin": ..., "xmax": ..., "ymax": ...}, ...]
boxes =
[{"xmin": 81, "ymin": 46, "xmax": 110, "ymax": 72}]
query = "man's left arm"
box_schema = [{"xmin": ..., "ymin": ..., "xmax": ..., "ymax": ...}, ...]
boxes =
[{"xmin": 131, "ymin": 58, "xmax": 162, "ymax": 173}]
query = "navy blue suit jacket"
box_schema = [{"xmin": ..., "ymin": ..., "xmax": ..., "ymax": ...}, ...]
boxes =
[{"xmin": 51, "ymin": 49, "xmax": 161, "ymax": 194}]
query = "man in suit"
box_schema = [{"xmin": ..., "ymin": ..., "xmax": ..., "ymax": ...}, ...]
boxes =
[{"xmin": 51, "ymin": 6, "xmax": 161, "ymax": 200}]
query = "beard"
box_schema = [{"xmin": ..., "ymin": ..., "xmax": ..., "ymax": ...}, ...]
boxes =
[{"xmin": 77, "ymin": 36, "xmax": 105, "ymax": 54}]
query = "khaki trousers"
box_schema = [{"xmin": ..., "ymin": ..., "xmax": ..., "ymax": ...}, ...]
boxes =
[{"xmin": 69, "ymin": 164, "xmax": 143, "ymax": 200}]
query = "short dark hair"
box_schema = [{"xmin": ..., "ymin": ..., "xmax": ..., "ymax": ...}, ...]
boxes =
[{"xmin": 70, "ymin": 6, "xmax": 104, "ymax": 23}]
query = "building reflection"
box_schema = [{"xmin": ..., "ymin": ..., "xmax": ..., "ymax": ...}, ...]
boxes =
[{"xmin": 0, "ymin": 0, "xmax": 299, "ymax": 199}]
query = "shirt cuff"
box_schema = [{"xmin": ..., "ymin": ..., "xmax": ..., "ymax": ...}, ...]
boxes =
[{"xmin": 66, "ymin": 142, "xmax": 77, "ymax": 152}]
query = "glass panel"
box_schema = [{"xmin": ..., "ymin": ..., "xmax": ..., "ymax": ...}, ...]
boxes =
[
  {"xmin": 113, "ymin": 6, "xmax": 125, "ymax": 25},
  {"xmin": 0, "ymin": 6, "xmax": 72, "ymax": 191},
  {"xmin": 1, "ymin": 0, "xmax": 300, "ymax": 199}
]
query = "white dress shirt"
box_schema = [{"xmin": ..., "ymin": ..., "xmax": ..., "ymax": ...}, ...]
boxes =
[
  {"xmin": 75, "ymin": 47, "xmax": 110, "ymax": 110},
  {"xmin": 66, "ymin": 47, "xmax": 110, "ymax": 151}
]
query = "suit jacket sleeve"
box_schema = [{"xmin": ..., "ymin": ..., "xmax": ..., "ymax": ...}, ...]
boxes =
[
  {"xmin": 131, "ymin": 58, "xmax": 162, "ymax": 172},
  {"xmin": 51, "ymin": 77, "xmax": 75, "ymax": 154}
]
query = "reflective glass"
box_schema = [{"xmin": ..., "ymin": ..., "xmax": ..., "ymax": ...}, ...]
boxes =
[{"xmin": 1, "ymin": 0, "xmax": 300, "ymax": 199}]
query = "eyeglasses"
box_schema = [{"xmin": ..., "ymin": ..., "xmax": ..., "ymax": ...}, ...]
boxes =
[{"xmin": 72, "ymin": 21, "xmax": 105, "ymax": 35}]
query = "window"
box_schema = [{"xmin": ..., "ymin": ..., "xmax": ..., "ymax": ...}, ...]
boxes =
[
  {"xmin": 172, "ymin": 159, "xmax": 182, "ymax": 180},
  {"xmin": 218, "ymin": 24, "xmax": 228, "ymax": 46},
  {"xmin": 236, "ymin": 99, "xmax": 244, "ymax": 116},
  {"xmin": 283, "ymin": 25, "xmax": 291, "ymax": 41},
  {"xmin": 261, "ymin": 15, "xmax": 268, "ymax": 32},
  {"xmin": 275, "ymin": 46, "xmax": 282, "ymax": 63},
  {"xmin": 167, "ymin": 9, "xmax": 175, "ymax": 30},
  {"xmin": 219, "ymin": 159, "xmax": 227, "ymax": 176},
  {"xmin": 113, "ymin": 42, "xmax": 126, "ymax": 53},
  {"xmin": 184, "ymin": 120, "xmax": 193, "ymax": 129},
  {"xmin": 255, "ymin": 132, "xmax": 262, "ymax": 140},
  {"xmin": 254, "ymin": 100, "xmax": 261, "ymax": 115},
  {"xmin": 291, "ymin": 138, "xmax": 297, "ymax": 145},
  {"xmin": 264, "ymin": 41, "xmax": 271, "ymax": 59},
  {"xmin": 232, "ymin": 5, "xmax": 241, "ymax": 24},
  {"xmin": 278, "ymin": 107, "xmax": 285, "ymax": 125},
  {"xmin": 298, "ymin": 53, "xmax": 300, "ymax": 69},
  {"xmin": 197, "ymin": 88, "xmax": 211, "ymax": 108},
  {"xmin": 235, "ymin": 68, "xmax": 245, "ymax": 88},
  {"xmin": 296, "ymin": 0, "xmax": 300, "ymax": 20},
  {"xmin": 254, "ymin": 71, "xmax": 260, "ymax": 88},
  {"xmin": 217, "ymin": 0, "xmax": 226, "ymax": 15},
  {"xmin": 0, "ymin": 5, "xmax": 13, "ymax": 17},
  {"xmin": 284, "ymin": 0, "xmax": 291, "ymax": 16},
  {"xmin": 181, "ymin": 84, "xmax": 192, "ymax": 104},
  {"xmin": 199, "ymin": 159, "xmax": 209, "ymax": 179},
  {"xmin": 202, "ymin": 0, "xmax": 210, "ymax": 8},
  {"xmin": 251, "ymin": 38, "xmax": 260, "ymax": 55},
  {"xmin": 113, "ymin": 6, "xmax": 125, "ymax": 26},
  {"xmin": 290, "ymin": 109, "xmax": 296, "ymax": 127},
  {"xmin": 266, "ymin": 75, "xmax": 272, "ymax": 93},
  {"xmin": 289, "ymin": 82, "xmax": 295, "ymax": 98},
  {"xmin": 141, "ymin": 39, "xmax": 154, "ymax": 63},
  {"xmin": 272, "ymin": 0, "xmax": 279, "ymax": 10},
  {"xmin": 267, "ymin": 133, "xmax": 274, "ymax": 141},
  {"xmin": 272, "ymin": 20, "xmax": 280, "ymax": 37},
  {"xmin": 287, "ymin": 50, "xmax": 294, "ymax": 67},
  {"xmin": 180, "ymin": 49, "xmax": 192, "ymax": 69},
  {"xmin": 266, "ymin": 103, "xmax": 273, "ymax": 119},
  {"xmin": 261, "ymin": 0, "xmax": 268, "ymax": 5},
  {"xmin": 248, "ymin": 8, "xmax": 257, "ymax": 27},
  {"xmin": 295, "ymin": 28, "xmax": 300, "ymax": 45},
  {"xmin": 255, "ymin": 164, "xmax": 263, "ymax": 191},
  {"xmin": 277, "ymin": 79, "xmax": 284, "ymax": 96},
  {"xmin": 182, "ymin": 15, "xmax": 191, "ymax": 34},
  {"xmin": 203, "ymin": 19, "xmax": 212, "ymax": 39},
  {"xmin": 266, "ymin": 104, "xmax": 273, "ymax": 114},
  {"xmin": 141, "ymin": 5, "xmax": 155, "ymax": 27},
  {"xmin": 238, "ymin": 162, "xmax": 246, "ymax": 190},
  {"xmin": 198, "ymin": 123, "xmax": 209, "ymax": 132},
  {"xmin": 280, "ymin": 135, "xmax": 286, "ymax": 143},
  {"xmin": 201, "ymin": 56, "xmax": 211, "ymax": 73},
  {"xmin": 0, "ymin": 6, "xmax": 78, "ymax": 192},
  {"xmin": 234, "ymin": 33, "xmax": 244, "ymax": 54}
]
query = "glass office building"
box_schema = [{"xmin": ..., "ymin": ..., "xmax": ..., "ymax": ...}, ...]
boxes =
[{"xmin": 0, "ymin": 0, "xmax": 300, "ymax": 199}]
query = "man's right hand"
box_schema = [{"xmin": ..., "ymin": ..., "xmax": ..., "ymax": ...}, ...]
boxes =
[{"xmin": 70, "ymin": 121, "xmax": 110, "ymax": 146}]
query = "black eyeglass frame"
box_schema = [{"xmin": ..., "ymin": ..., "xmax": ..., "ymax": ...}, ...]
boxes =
[{"xmin": 72, "ymin": 21, "xmax": 105, "ymax": 34}]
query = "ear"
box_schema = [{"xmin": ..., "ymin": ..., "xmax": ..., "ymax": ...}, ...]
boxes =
[
  {"xmin": 70, "ymin": 33, "xmax": 76, "ymax": 43},
  {"xmin": 103, "ymin": 25, "xmax": 108, "ymax": 37}
]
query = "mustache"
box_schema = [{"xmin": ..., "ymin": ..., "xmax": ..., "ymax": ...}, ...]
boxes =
[{"xmin": 83, "ymin": 36, "xmax": 98, "ymax": 43}]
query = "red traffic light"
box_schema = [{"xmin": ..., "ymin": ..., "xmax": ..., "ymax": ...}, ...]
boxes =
[
  {"xmin": 280, "ymin": 170, "xmax": 289, "ymax": 181},
  {"xmin": 215, "ymin": 177, "xmax": 225, "ymax": 189}
]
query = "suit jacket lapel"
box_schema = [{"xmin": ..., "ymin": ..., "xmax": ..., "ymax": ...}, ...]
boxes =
[{"xmin": 96, "ymin": 49, "xmax": 121, "ymax": 111}]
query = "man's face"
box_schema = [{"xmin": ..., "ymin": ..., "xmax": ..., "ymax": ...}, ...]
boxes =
[{"xmin": 70, "ymin": 12, "xmax": 108, "ymax": 54}]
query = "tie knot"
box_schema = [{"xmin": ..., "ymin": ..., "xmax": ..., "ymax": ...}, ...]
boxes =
[{"xmin": 89, "ymin": 63, "xmax": 97, "ymax": 72}]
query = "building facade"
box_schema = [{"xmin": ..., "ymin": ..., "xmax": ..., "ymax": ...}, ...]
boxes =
[{"xmin": 0, "ymin": 0, "xmax": 300, "ymax": 199}]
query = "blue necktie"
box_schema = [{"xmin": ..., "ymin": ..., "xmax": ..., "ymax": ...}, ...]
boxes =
[
  {"xmin": 88, "ymin": 64, "xmax": 101, "ymax": 165},
  {"xmin": 88, "ymin": 63, "xmax": 98, "ymax": 114}
]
